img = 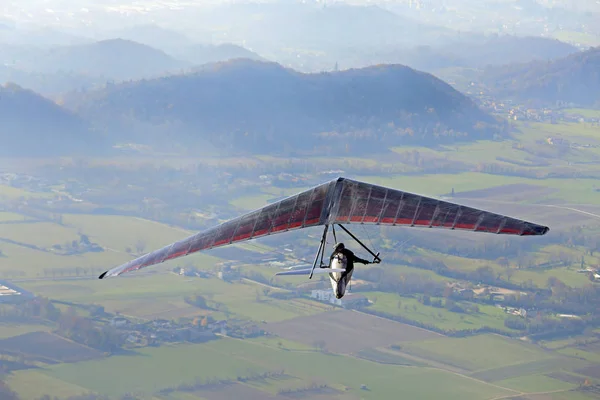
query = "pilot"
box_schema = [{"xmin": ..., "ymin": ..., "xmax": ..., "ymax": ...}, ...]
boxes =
[{"xmin": 329, "ymin": 242, "xmax": 372, "ymax": 278}]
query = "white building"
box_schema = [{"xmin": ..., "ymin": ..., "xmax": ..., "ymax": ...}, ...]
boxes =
[{"xmin": 310, "ymin": 290, "xmax": 369, "ymax": 308}]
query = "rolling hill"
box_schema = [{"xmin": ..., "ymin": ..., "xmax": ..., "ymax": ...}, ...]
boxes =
[
  {"xmin": 481, "ymin": 45, "xmax": 600, "ymax": 106},
  {"xmin": 105, "ymin": 24, "xmax": 199, "ymax": 52},
  {"xmin": 0, "ymin": 65, "xmax": 99, "ymax": 97},
  {"xmin": 435, "ymin": 35, "xmax": 579, "ymax": 68},
  {"xmin": 0, "ymin": 83, "xmax": 105, "ymax": 156},
  {"xmin": 333, "ymin": 35, "xmax": 579, "ymax": 72},
  {"xmin": 0, "ymin": 27, "xmax": 92, "ymax": 47},
  {"xmin": 62, "ymin": 59, "xmax": 505, "ymax": 155},
  {"xmin": 32, "ymin": 39, "xmax": 189, "ymax": 81},
  {"xmin": 181, "ymin": 44, "xmax": 264, "ymax": 66}
]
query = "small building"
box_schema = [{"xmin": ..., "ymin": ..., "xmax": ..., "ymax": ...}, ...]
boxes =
[
  {"xmin": 110, "ymin": 317, "xmax": 129, "ymax": 327},
  {"xmin": 340, "ymin": 294, "xmax": 369, "ymax": 309},
  {"xmin": 311, "ymin": 289, "xmax": 332, "ymax": 302},
  {"xmin": 310, "ymin": 290, "xmax": 369, "ymax": 308}
]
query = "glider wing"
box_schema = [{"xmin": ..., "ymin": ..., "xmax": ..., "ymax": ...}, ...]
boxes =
[
  {"xmin": 99, "ymin": 177, "xmax": 548, "ymax": 279},
  {"xmin": 275, "ymin": 268, "xmax": 345, "ymax": 276}
]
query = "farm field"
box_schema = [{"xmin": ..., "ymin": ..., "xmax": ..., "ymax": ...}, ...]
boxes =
[
  {"xmin": 521, "ymin": 393, "xmax": 600, "ymax": 400},
  {"xmin": 471, "ymin": 358, "xmax": 590, "ymax": 383},
  {"xmin": 355, "ymin": 172, "xmax": 600, "ymax": 205},
  {"xmin": 497, "ymin": 374, "xmax": 577, "ymax": 392},
  {"xmin": 6, "ymin": 337, "xmax": 518, "ymax": 399},
  {"xmin": 0, "ymin": 331, "xmax": 105, "ymax": 363},
  {"xmin": 0, "ymin": 322, "xmax": 53, "ymax": 339},
  {"xmin": 6, "ymin": 370, "xmax": 91, "ymax": 400},
  {"xmin": 18, "ymin": 273, "xmax": 328, "ymax": 323},
  {"xmin": 396, "ymin": 335, "xmax": 553, "ymax": 372},
  {"xmin": 263, "ymin": 309, "xmax": 442, "ymax": 354},
  {"xmin": 0, "ymin": 212, "xmax": 32, "ymax": 222},
  {"xmin": 361, "ymin": 291, "xmax": 518, "ymax": 333}
]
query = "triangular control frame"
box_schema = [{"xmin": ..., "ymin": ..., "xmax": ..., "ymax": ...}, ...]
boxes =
[{"xmin": 308, "ymin": 223, "xmax": 381, "ymax": 279}]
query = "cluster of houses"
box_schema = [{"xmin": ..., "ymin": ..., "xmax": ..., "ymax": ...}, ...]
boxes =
[
  {"xmin": 577, "ymin": 267, "xmax": 600, "ymax": 281},
  {"xmin": 475, "ymin": 97, "xmax": 600, "ymax": 125},
  {"xmin": 0, "ymin": 172, "xmax": 50, "ymax": 192},
  {"xmin": 108, "ymin": 315, "xmax": 266, "ymax": 347},
  {"xmin": 545, "ymin": 136, "xmax": 599, "ymax": 150}
]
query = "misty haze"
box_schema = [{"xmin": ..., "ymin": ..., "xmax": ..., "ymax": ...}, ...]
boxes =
[{"xmin": 1, "ymin": 1, "xmax": 600, "ymax": 399}]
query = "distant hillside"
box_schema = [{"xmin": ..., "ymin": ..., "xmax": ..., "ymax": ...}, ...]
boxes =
[
  {"xmin": 437, "ymin": 35, "xmax": 579, "ymax": 68},
  {"xmin": 336, "ymin": 35, "xmax": 579, "ymax": 73},
  {"xmin": 182, "ymin": 44, "xmax": 264, "ymax": 66},
  {"xmin": 0, "ymin": 41, "xmax": 263, "ymax": 96},
  {"xmin": 193, "ymin": 3, "xmax": 452, "ymax": 52},
  {"xmin": 106, "ymin": 24, "xmax": 198, "ymax": 52},
  {"xmin": 0, "ymin": 83, "xmax": 103, "ymax": 156},
  {"xmin": 33, "ymin": 39, "xmax": 189, "ymax": 81},
  {"xmin": 80, "ymin": 24, "xmax": 263, "ymax": 68},
  {"xmin": 0, "ymin": 65, "xmax": 99, "ymax": 97},
  {"xmin": 63, "ymin": 59, "xmax": 504, "ymax": 155},
  {"xmin": 481, "ymin": 46, "xmax": 600, "ymax": 106},
  {"xmin": 0, "ymin": 27, "xmax": 92, "ymax": 47}
]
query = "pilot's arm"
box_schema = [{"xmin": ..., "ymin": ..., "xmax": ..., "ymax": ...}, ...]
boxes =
[{"xmin": 352, "ymin": 254, "xmax": 371, "ymax": 264}]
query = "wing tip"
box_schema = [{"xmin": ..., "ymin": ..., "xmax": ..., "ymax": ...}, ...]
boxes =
[
  {"xmin": 98, "ymin": 271, "xmax": 108, "ymax": 279},
  {"xmin": 522, "ymin": 225, "xmax": 549, "ymax": 236}
]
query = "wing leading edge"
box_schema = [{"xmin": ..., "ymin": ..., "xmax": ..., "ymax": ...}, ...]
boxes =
[{"xmin": 99, "ymin": 177, "xmax": 549, "ymax": 279}]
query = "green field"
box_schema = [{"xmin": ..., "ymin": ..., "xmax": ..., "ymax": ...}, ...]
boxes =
[
  {"xmin": 230, "ymin": 193, "xmax": 276, "ymax": 210},
  {"xmin": 497, "ymin": 374, "xmax": 577, "ymax": 392},
  {"xmin": 19, "ymin": 273, "xmax": 328, "ymax": 323},
  {"xmin": 397, "ymin": 335, "xmax": 552, "ymax": 372},
  {"xmin": 0, "ymin": 212, "xmax": 32, "ymax": 222},
  {"xmin": 0, "ymin": 241, "xmax": 132, "ymax": 277},
  {"xmin": 392, "ymin": 139, "xmax": 533, "ymax": 166},
  {"xmin": 0, "ymin": 323, "xmax": 53, "ymax": 339},
  {"xmin": 18, "ymin": 338, "xmax": 516, "ymax": 399},
  {"xmin": 538, "ymin": 393, "xmax": 600, "ymax": 400},
  {"xmin": 0, "ymin": 221, "xmax": 81, "ymax": 248},
  {"xmin": 415, "ymin": 245, "xmax": 595, "ymax": 290},
  {"xmin": 7, "ymin": 370, "xmax": 91, "ymax": 400},
  {"xmin": 363, "ymin": 291, "xmax": 519, "ymax": 333},
  {"xmin": 0, "ymin": 184, "xmax": 54, "ymax": 200},
  {"xmin": 356, "ymin": 172, "xmax": 600, "ymax": 204},
  {"xmin": 563, "ymin": 108, "xmax": 600, "ymax": 119},
  {"xmin": 61, "ymin": 214, "xmax": 193, "ymax": 254},
  {"xmin": 0, "ymin": 213, "xmax": 223, "ymax": 278},
  {"xmin": 557, "ymin": 347, "xmax": 600, "ymax": 364}
]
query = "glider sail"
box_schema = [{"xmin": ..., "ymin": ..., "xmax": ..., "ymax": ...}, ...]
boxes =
[{"xmin": 99, "ymin": 177, "xmax": 549, "ymax": 279}]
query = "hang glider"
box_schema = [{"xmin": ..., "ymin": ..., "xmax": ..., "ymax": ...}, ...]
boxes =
[{"xmin": 99, "ymin": 177, "xmax": 549, "ymax": 279}]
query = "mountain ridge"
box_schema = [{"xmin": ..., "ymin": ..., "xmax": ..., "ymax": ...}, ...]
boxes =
[{"xmin": 62, "ymin": 59, "xmax": 505, "ymax": 155}]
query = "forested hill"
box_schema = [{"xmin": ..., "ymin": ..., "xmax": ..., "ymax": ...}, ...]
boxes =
[
  {"xmin": 64, "ymin": 59, "xmax": 505, "ymax": 155},
  {"xmin": 481, "ymin": 46, "xmax": 600, "ymax": 107},
  {"xmin": 0, "ymin": 83, "xmax": 104, "ymax": 156}
]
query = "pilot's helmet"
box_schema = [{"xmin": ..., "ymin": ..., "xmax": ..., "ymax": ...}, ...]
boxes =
[{"xmin": 334, "ymin": 242, "xmax": 345, "ymax": 251}]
